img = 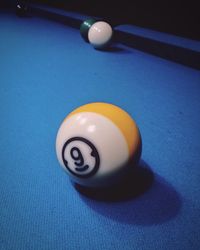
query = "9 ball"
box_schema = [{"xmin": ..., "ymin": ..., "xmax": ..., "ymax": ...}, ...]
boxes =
[{"xmin": 56, "ymin": 102, "xmax": 142, "ymax": 188}]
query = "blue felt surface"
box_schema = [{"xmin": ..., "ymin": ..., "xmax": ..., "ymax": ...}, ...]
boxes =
[{"xmin": 0, "ymin": 8, "xmax": 200, "ymax": 250}]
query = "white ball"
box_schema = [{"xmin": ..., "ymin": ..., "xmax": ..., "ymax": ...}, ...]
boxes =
[{"xmin": 88, "ymin": 21, "xmax": 113, "ymax": 49}]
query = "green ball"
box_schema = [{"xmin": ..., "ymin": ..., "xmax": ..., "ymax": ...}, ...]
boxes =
[{"xmin": 80, "ymin": 19, "xmax": 97, "ymax": 42}]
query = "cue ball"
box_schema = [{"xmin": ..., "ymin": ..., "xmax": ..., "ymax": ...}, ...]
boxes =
[
  {"xmin": 88, "ymin": 21, "xmax": 113, "ymax": 49},
  {"xmin": 56, "ymin": 102, "xmax": 142, "ymax": 187},
  {"xmin": 80, "ymin": 19, "xmax": 97, "ymax": 42}
]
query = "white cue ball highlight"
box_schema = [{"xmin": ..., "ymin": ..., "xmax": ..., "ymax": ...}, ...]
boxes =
[{"xmin": 88, "ymin": 21, "xmax": 113, "ymax": 49}]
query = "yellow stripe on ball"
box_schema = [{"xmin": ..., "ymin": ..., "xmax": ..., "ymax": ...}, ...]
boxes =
[{"xmin": 66, "ymin": 102, "xmax": 141, "ymax": 157}]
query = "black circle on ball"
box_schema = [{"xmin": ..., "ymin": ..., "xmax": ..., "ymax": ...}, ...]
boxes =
[{"xmin": 62, "ymin": 137, "xmax": 100, "ymax": 178}]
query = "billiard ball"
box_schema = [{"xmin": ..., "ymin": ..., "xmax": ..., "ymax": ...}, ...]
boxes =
[
  {"xmin": 80, "ymin": 19, "xmax": 97, "ymax": 42},
  {"xmin": 16, "ymin": 2, "xmax": 28, "ymax": 17},
  {"xmin": 56, "ymin": 102, "xmax": 142, "ymax": 188},
  {"xmin": 88, "ymin": 21, "xmax": 113, "ymax": 49}
]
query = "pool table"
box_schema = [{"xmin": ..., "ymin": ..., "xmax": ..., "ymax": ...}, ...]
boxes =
[{"xmin": 1, "ymin": 3, "xmax": 200, "ymax": 250}]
